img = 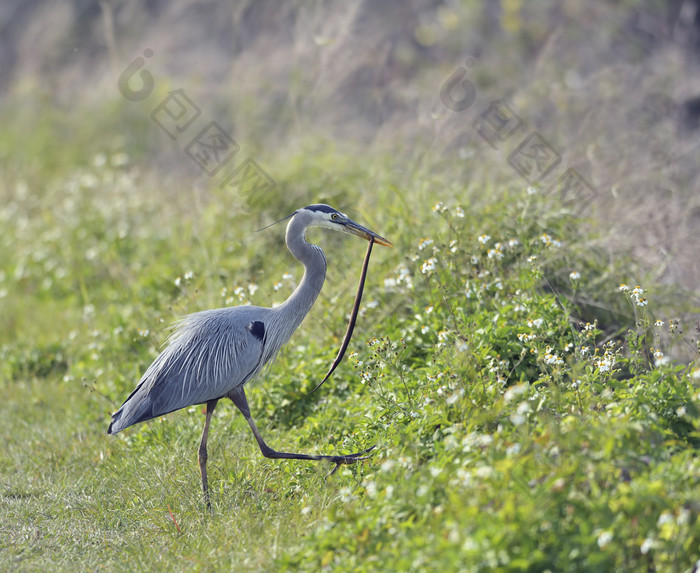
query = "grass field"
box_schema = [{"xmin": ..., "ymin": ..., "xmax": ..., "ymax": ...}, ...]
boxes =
[
  {"xmin": 1, "ymin": 108, "xmax": 698, "ymax": 572},
  {"xmin": 2, "ymin": 2, "xmax": 700, "ymax": 571}
]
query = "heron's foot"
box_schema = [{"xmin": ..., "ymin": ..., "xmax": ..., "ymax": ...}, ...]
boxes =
[{"xmin": 327, "ymin": 445, "xmax": 376, "ymax": 476}]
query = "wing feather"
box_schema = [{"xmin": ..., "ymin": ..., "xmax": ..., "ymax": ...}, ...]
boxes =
[{"xmin": 108, "ymin": 307, "xmax": 267, "ymax": 434}]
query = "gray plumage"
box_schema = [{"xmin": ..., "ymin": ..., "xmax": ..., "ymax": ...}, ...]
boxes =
[
  {"xmin": 107, "ymin": 204, "xmax": 392, "ymax": 505},
  {"xmin": 109, "ymin": 211, "xmax": 325, "ymax": 433}
]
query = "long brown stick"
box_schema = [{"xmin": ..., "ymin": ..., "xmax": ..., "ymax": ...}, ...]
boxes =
[{"xmin": 308, "ymin": 237, "xmax": 375, "ymax": 395}]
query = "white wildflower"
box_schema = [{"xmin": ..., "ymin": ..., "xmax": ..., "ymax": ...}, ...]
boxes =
[
  {"xmin": 339, "ymin": 486, "xmax": 356, "ymax": 503},
  {"xmin": 544, "ymin": 349, "xmax": 564, "ymax": 365},
  {"xmin": 640, "ymin": 538, "xmax": 656, "ymax": 555},
  {"xmin": 506, "ymin": 443, "xmax": 521, "ymax": 456},
  {"xmin": 504, "ymin": 383, "xmax": 529, "ymax": 402},
  {"xmin": 626, "ymin": 285, "xmax": 648, "ymax": 307},
  {"xmin": 421, "ymin": 258, "xmax": 438, "ymax": 274},
  {"xmin": 446, "ymin": 389, "xmax": 464, "ymax": 405},
  {"xmin": 397, "ymin": 265, "xmax": 413, "ymax": 287},
  {"xmin": 380, "ymin": 459, "xmax": 396, "ymax": 472},
  {"xmin": 596, "ymin": 355, "xmax": 613, "ymax": 373},
  {"xmin": 364, "ymin": 481, "xmax": 377, "ymax": 498},
  {"xmin": 678, "ymin": 508, "xmax": 691, "ymax": 526},
  {"xmin": 418, "ymin": 238, "xmax": 434, "ymax": 251},
  {"xmin": 597, "ymin": 530, "xmax": 613, "ymax": 548}
]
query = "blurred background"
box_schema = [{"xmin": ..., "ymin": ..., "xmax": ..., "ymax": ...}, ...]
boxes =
[{"xmin": 1, "ymin": 0, "xmax": 699, "ymax": 311}]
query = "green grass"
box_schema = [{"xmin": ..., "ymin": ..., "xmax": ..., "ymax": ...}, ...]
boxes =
[{"xmin": 0, "ymin": 109, "xmax": 699, "ymax": 572}]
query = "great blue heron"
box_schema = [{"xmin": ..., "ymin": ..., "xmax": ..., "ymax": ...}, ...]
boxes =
[{"xmin": 108, "ymin": 204, "xmax": 392, "ymax": 503}]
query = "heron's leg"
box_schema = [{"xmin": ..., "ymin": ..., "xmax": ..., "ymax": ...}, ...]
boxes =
[
  {"xmin": 228, "ymin": 386, "xmax": 374, "ymax": 471},
  {"xmin": 198, "ymin": 399, "xmax": 218, "ymax": 507}
]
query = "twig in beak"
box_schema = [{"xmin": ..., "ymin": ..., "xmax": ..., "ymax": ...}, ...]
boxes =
[{"xmin": 309, "ymin": 237, "xmax": 375, "ymax": 395}]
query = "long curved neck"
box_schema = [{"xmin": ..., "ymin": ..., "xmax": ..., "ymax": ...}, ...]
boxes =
[{"xmin": 273, "ymin": 216, "xmax": 327, "ymax": 338}]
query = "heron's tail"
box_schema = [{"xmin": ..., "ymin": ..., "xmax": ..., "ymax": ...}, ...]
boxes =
[
  {"xmin": 107, "ymin": 381, "xmax": 156, "ymax": 435},
  {"xmin": 107, "ymin": 407, "xmax": 130, "ymax": 435},
  {"xmin": 107, "ymin": 413, "xmax": 123, "ymax": 435}
]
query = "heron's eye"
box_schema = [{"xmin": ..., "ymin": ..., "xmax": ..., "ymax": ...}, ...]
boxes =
[{"xmin": 331, "ymin": 213, "xmax": 339, "ymax": 221}]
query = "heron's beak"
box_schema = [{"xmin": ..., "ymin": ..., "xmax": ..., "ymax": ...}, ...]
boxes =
[{"xmin": 342, "ymin": 220, "xmax": 394, "ymax": 247}]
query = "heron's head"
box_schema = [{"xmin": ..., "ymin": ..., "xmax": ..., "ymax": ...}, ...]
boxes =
[{"xmin": 296, "ymin": 204, "xmax": 393, "ymax": 247}]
